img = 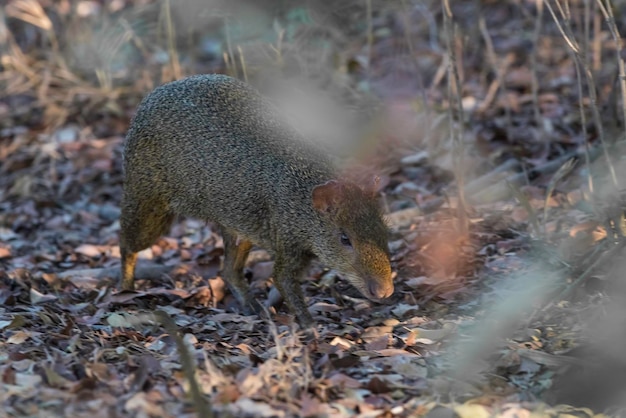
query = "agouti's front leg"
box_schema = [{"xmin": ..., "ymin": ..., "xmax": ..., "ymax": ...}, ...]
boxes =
[
  {"xmin": 272, "ymin": 251, "xmax": 314, "ymax": 328},
  {"xmin": 119, "ymin": 196, "xmax": 174, "ymax": 290},
  {"xmin": 120, "ymin": 250, "xmax": 138, "ymax": 290},
  {"xmin": 220, "ymin": 228, "xmax": 260, "ymax": 314}
]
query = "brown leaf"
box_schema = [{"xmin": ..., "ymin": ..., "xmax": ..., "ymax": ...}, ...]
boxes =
[
  {"xmin": 0, "ymin": 247, "xmax": 11, "ymax": 259},
  {"xmin": 367, "ymin": 376, "xmax": 392, "ymax": 394},
  {"xmin": 300, "ymin": 392, "xmax": 325, "ymax": 416},
  {"xmin": 327, "ymin": 372, "xmax": 362, "ymax": 389},
  {"xmin": 2, "ymin": 366, "xmax": 16, "ymax": 385},
  {"xmin": 365, "ymin": 335, "xmax": 390, "ymax": 351},
  {"xmin": 330, "ymin": 354, "xmax": 360, "ymax": 369},
  {"xmin": 30, "ymin": 288, "xmax": 57, "ymax": 304},
  {"xmin": 74, "ymin": 244, "xmax": 104, "ymax": 258}
]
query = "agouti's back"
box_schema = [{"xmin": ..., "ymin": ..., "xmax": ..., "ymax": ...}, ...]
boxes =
[{"xmin": 120, "ymin": 74, "xmax": 393, "ymax": 327}]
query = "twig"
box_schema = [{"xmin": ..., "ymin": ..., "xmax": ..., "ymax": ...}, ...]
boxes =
[
  {"xmin": 223, "ymin": 16, "xmax": 237, "ymax": 78},
  {"xmin": 573, "ymin": 48, "xmax": 593, "ymax": 193},
  {"xmin": 595, "ymin": 0, "xmax": 626, "ymax": 135},
  {"xmin": 57, "ymin": 265, "xmax": 175, "ymax": 281},
  {"xmin": 593, "ymin": 1, "xmax": 602, "ymax": 71},
  {"xmin": 162, "ymin": 0, "xmax": 181, "ymax": 80},
  {"xmin": 477, "ymin": 16, "xmax": 515, "ymax": 114},
  {"xmin": 152, "ymin": 311, "xmax": 214, "ymax": 418},
  {"xmin": 541, "ymin": 241, "xmax": 622, "ymax": 312},
  {"xmin": 442, "ymin": 0, "xmax": 469, "ymax": 234},
  {"xmin": 531, "ymin": 0, "xmax": 544, "ymax": 126},
  {"xmin": 470, "ymin": 144, "xmax": 603, "ymax": 204},
  {"xmin": 543, "ymin": 158, "xmax": 576, "ymax": 235},
  {"xmin": 464, "ymin": 158, "xmax": 521, "ymax": 195},
  {"xmin": 509, "ymin": 181, "xmax": 542, "ymax": 237},
  {"xmin": 545, "ymin": 0, "xmax": 619, "ymax": 189},
  {"xmin": 237, "ymin": 45, "xmax": 247, "ymax": 83},
  {"xmin": 365, "ymin": 0, "xmax": 372, "ymax": 83}
]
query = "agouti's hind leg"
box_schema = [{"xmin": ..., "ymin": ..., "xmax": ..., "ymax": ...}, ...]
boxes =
[
  {"xmin": 220, "ymin": 228, "xmax": 258, "ymax": 314},
  {"xmin": 119, "ymin": 198, "xmax": 174, "ymax": 290}
]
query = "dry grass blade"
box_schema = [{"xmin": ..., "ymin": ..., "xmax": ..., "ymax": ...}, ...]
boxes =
[
  {"xmin": 543, "ymin": 240, "xmax": 618, "ymax": 312},
  {"xmin": 477, "ymin": 15, "xmax": 514, "ymax": 115},
  {"xmin": 442, "ymin": 0, "xmax": 469, "ymax": 235},
  {"xmin": 545, "ymin": 0, "xmax": 619, "ymax": 189},
  {"xmin": 5, "ymin": 0, "xmax": 52, "ymax": 31},
  {"xmin": 543, "ymin": 158, "xmax": 576, "ymax": 234},
  {"xmin": 508, "ymin": 181, "xmax": 541, "ymax": 237},
  {"xmin": 531, "ymin": 0, "xmax": 544, "ymax": 126},
  {"xmin": 161, "ymin": 0, "xmax": 182, "ymax": 81},
  {"xmin": 595, "ymin": 0, "xmax": 626, "ymax": 135}
]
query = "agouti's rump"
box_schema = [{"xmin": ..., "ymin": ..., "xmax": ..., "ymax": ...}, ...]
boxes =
[{"xmin": 120, "ymin": 74, "xmax": 393, "ymax": 327}]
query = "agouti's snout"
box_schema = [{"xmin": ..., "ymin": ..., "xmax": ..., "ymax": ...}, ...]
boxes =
[{"xmin": 367, "ymin": 278, "xmax": 394, "ymax": 300}]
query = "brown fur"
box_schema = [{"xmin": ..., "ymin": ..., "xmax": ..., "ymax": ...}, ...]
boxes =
[{"xmin": 120, "ymin": 74, "xmax": 393, "ymax": 327}]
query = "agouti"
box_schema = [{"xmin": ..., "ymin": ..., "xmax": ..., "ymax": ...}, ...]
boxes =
[{"xmin": 119, "ymin": 74, "xmax": 393, "ymax": 327}]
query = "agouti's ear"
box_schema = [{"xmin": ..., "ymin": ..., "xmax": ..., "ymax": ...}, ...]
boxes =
[
  {"xmin": 364, "ymin": 175, "xmax": 381, "ymax": 197},
  {"xmin": 312, "ymin": 180, "xmax": 344, "ymax": 213},
  {"xmin": 362, "ymin": 174, "xmax": 388, "ymax": 197}
]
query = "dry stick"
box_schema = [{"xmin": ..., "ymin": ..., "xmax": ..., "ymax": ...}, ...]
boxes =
[
  {"xmin": 152, "ymin": 311, "xmax": 214, "ymax": 418},
  {"xmin": 545, "ymin": 0, "xmax": 619, "ymax": 189},
  {"xmin": 429, "ymin": 54, "xmax": 449, "ymax": 93},
  {"xmin": 442, "ymin": 0, "xmax": 469, "ymax": 235},
  {"xmin": 464, "ymin": 158, "xmax": 521, "ymax": 195},
  {"xmin": 573, "ymin": 44, "xmax": 594, "ymax": 193},
  {"xmin": 163, "ymin": 0, "xmax": 181, "ymax": 81},
  {"xmin": 222, "ymin": 51, "xmax": 232, "ymax": 76},
  {"xmin": 470, "ymin": 144, "xmax": 604, "ymax": 204},
  {"xmin": 57, "ymin": 265, "xmax": 174, "ymax": 281},
  {"xmin": 596, "ymin": 0, "xmax": 626, "ymax": 135},
  {"xmin": 365, "ymin": 0, "xmax": 372, "ymax": 83},
  {"xmin": 542, "ymin": 241, "xmax": 623, "ymax": 312},
  {"xmin": 543, "ymin": 157, "xmax": 576, "ymax": 235},
  {"xmin": 509, "ymin": 181, "xmax": 542, "ymax": 237},
  {"xmin": 268, "ymin": 28, "xmax": 285, "ymax": 68},
  {"xmin": 223, "ymin": 17, "xmax": 237, "ymax": 78},
  {"xmin": 583, "ymin": 0, "xmax": 591, "ymax": 71},
  {"xmin": 477, "ymin": 16, "xmax": 514, "ymax": 114},
  {"xmin": 400, "ymin": 0, "xmax": 433, "ymax": 113},
  {"xmin": 237, "ymin": 45, "xmax": 248, "ymax": 83},
  {"xmin": 593, "ymin": 2, "xmax": 602, "ymax": 72},
  {"xmin": 8, "ymin": 0, "xmax": 59, "ymax": 54},
  {"xmin": 531, "ymin": 0, "xmax": 544, "ymax": 127}
]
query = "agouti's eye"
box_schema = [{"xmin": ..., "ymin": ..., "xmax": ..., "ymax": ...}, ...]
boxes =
[{"xmin": 340, "ymin": 232, "xmax": 352, "ymax": 247}]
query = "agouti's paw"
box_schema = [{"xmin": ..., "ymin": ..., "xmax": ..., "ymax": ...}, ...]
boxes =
[
  {"xmin": 120, "ymin": 280, "xmax": 135, "ymax": 291},
  {"xmin": 300, "ymin": 324, "xmax": 320, "ymax": 343}
]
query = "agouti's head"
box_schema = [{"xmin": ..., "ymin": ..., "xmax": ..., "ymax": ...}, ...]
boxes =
[{"xmin": 311, "ymin": 180, "xmax": 393, "ymax": 301}]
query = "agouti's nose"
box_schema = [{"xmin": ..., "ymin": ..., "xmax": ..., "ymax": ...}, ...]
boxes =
[{"xmin": 368, "ymin": 281, "xmax": 394, "ymax": 299}]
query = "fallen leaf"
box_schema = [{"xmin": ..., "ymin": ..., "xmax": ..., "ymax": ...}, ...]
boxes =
[
  {"xmin": 8, "ymin": 331, "xmax": 31, "ymax": 344},
  {"xmin": 30, "ymin": 288, "xmax": 57, "ymax": 304},
  {"xmin": 75, "ymin": 244, "xmax": 104, "ymax": 258},
  {"xmin": 454, "ymin": 403, "xmax": 491, "ymax": 418},
  {"xmin": 365, "ymin": 335, "xmax": 390, "ymax": 351},
  {"xmin": 367, "ymin": 376, "xmax": 392, "ymax": 394},
  {"xmin": 107, "ymin": 313, "xmax": 134, "ymax": 328},
  {"xmin": 0, "ymin": 247, "xmax": 11, "ymax": 259}
]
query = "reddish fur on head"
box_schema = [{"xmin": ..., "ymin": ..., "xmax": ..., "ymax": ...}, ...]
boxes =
[{"xmin": 311, "ymin": 179, "xmax": 393, "ymax": 301}]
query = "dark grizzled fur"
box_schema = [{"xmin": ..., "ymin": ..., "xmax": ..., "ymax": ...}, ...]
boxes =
[{"xmin": 120, "ymin": 74, "xmax": 393, "ymax": 327}]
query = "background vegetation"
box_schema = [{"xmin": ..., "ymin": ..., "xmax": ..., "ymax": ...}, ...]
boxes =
[{"xmin": 2, "ymin": 0, "xmax": 626, "ymax": 417}]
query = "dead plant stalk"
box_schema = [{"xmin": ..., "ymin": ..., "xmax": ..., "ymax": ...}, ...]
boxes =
[
  {"xmin": 544, "ymin": 0, "xmax": 619, "ymax": 189},
  {"xmin": 595, "ymin": 0, "xmax": 626, "ymax": 136},
  {"xmin": 442, "ymin": 0, "xmax": 469, "ymax": 234}
]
